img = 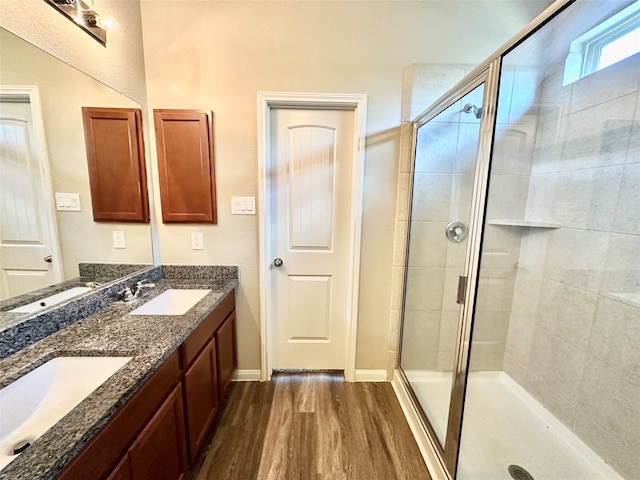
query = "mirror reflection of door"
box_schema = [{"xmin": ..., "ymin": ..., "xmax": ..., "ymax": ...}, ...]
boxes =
[{"xmin": 0, "ymin": 90, "xmax": 62, "ymax": 299}]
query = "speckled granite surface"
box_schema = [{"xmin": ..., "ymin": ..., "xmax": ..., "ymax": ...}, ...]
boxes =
[
  {"xmin": 0, "ymin": 267, "xmax": 163, "ymax": 357},
  {"xmin": 77, "ymin": 262, "xmax": 153, "ymax": 278},
  {"xmin": 0, "ymin": 266, "xmax": 238, "ymax": 480}
]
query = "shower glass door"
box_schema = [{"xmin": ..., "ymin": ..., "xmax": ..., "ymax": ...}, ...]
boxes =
[{"xmin": 400, "ymin": 82, "xmax": 485, "ymax": 450}]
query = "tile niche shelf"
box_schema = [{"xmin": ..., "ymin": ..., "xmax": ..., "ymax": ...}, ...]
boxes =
[{"xmin": 487, "ymin": 219, "xmax": 561, "ymax": 229}]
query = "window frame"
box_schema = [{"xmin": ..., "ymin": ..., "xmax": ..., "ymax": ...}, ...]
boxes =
[{"xmin": 563, "ymin": 1, "xmax": 640, "ymax": 85}]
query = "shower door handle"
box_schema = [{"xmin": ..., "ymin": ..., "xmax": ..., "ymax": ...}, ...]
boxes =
[{"xmin": 457, "ymin": 276, "xmax": 467, "ymax": 305}]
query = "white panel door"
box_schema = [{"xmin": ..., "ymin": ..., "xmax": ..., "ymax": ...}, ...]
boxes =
[
  {"xmin": 270, "ymin": 108, "xmax": 354, "ymax": 369},
  {"xmin": 0, "ymin": 98, "xmax": 61, "ymax": 299}
]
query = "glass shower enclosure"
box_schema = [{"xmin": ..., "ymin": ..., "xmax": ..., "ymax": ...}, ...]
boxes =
[{"xmin": 398, "ymin": 1, "xmax": 640, "ymax": 479}]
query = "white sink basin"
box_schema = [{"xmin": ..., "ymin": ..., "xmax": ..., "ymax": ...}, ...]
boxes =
[
  {"xmin": 9, "ymin": 287, "xmax": 93, "ymax": 314},
  {"xmin": 127, "ymin": 289, "xmax": 211, "ymax": 316},
  {"xmin": 0, "ymin": 356, "xmax": 132, "ymax": 470}
]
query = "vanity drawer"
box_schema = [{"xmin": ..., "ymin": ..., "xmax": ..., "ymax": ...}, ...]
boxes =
[{"xmin": 181, "ymin": 290, "xmax": 234, "ymax": 368}]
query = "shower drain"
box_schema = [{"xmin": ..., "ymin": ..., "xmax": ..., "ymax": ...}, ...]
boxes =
[{"xmin": 508, "ymin": 464, "xmax": 535, "ymax": 480}]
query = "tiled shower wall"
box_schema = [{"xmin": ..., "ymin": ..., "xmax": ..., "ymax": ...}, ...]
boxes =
[
  {"xmin": 470, "ymin": 64, "xmax": 541, "ymax": 371},
  {"xmin": 501, "ymin": 52, "xmax": 640, "ymax": 478}
]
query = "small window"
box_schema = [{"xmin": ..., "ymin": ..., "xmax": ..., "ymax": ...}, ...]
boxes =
[{"xmin": 563, "ymin": 1, "xmax": 640, "ymax": 85}]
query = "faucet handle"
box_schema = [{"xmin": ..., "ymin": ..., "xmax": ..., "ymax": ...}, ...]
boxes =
[{"xmin": 136, "ymin": 279, "xmax": 155, "ymax": 289}]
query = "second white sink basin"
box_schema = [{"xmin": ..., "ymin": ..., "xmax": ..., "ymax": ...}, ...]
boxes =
[
  {"xmin": 9, "ymin": 287, "xmax": 93, "ymax": 314},
  {"xmin": 128, "ymin": 289, "xmax": 211, "ymax": 316}
]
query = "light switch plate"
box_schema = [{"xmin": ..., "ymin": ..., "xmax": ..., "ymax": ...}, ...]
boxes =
[
  {"xmin": 55, "ymin": 192, "xmax": 81, "ymax": 211},
  {"xmin": 231, "ymin": 196, "xmax": 256, "ymax": 215},
  {"xmin": 112, "ymin": 231, "xmax": 126, "ymax": 249},
  {"xmin": 191, "ymin": 232, "xmax": 204, "ymax": 250}
]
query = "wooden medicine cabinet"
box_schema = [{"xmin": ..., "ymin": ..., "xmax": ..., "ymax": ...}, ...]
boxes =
[
  {"xmin": 82, "ymin": 107, "xmax": 149, "ymax": 223},
  {"xmin": 153, "ymin": 109, "xmax": 217, "ymax": 224}
]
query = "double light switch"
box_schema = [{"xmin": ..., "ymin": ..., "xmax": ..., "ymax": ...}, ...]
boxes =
[{"xmin": 231, "ymin": 196, "xmax": 256, "ymax": 215}]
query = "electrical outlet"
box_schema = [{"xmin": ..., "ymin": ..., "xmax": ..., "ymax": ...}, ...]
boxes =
[
  {"xmin": 191, "ymin": 232, "xmax": 203, "ymax": 250},
  {"xmin": 112, "ymin": 231, "xmax": 126, "ymax": 249}
]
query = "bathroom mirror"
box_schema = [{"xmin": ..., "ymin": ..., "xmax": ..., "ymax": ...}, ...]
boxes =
[{"xmin": 0, "ymin": 27, "xmax": 153, "ymax": 311}]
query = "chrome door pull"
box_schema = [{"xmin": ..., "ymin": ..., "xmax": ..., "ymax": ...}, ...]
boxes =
[
  {"xmin": 273, "ymin": 258, "xmax": 283, "ymax": 267},
  {"xmin": 457, "ymin": 276, "xmax": 467, "ymax": 305},
  {"xmin": 44, "ymin": 255, "xmax": 52, "ymax": 263}
]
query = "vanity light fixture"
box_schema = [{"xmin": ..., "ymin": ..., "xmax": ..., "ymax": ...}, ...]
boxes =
[{"xmin": 44, "ymin": 0, "xmax": 108, "ymax": 46}]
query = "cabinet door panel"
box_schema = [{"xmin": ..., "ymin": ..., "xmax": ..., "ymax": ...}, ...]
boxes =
[
  {"xmin": 183, "ymin": 340, "xmax": 218, "ymax": 461},
  {"xmin": 128, "ymin": 385, "xmax": 187, "ymax": 480},
  {"xmin": 82, "ymin": 107, "xmax": 149, "ymax": 222},
  {"xmin": 216, "ymin": 312, "xmax": 236, "ymax": 399},
  {"xmin": 153, "ymin": 109, "xmax": 216, "ymax": 224},
  {"xmin": 106, "ymin": 455, "xmax": 131, "ymax": 480}
]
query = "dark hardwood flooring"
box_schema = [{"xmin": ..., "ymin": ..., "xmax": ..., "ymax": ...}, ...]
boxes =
[{"xmin": 191, "ymin": 372, "xmax": 431, "ymax": 479}]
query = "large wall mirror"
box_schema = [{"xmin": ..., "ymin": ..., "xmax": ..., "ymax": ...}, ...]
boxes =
[{"xmin": 0, "ymin": 27, "xmax": 153, "ymax": 310}]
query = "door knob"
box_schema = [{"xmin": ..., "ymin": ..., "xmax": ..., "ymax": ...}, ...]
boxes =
[
  {"xmin": 44, "ymin": 255, "xmax": 52, "ymax": 263},
  {"xmin": 273, "ymin": 258, "xmax": 283, "ymax": 267}
]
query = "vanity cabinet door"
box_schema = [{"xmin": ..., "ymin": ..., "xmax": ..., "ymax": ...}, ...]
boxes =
[
  {"xmin": 81, "ymin": 107, "xmax": 149, "ymax": 223},
  {"xmin": 106, "ymin": 455, "xmax": 131, "ymax": 480},
  {"xmin": 128, "ymin": 384, "xmax": 187, "ymax": 480},
  {"xmin": 183, "ymin": 340, "xmax": 219, "ymax": 462},
  {"xmin": 215, "ymin": 311, "xmax": 237, "ymax": 399},
  {"xmin": 153, "ymin": 109, "xmax": 217, "ymax": 224}
]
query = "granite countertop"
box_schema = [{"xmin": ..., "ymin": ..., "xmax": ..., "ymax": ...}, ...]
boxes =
[{"xmin": 0, "ymin": 275, "xmax": 238, "ymax": 480}]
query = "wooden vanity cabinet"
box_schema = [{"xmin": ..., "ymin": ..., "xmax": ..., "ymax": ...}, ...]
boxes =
[
  {"xmin": 127, "ymin": 385, "xmax": 187, "ymax": 480},
  {"xmin": 57, "ymin": 352, "xmax": 183, "ymax": 480},
  {"xmin": 105, "ymin": 385, "xmax": 187, "ymax": 480},
  {"xmin": 183, "ymin": 340, "xmax": 218, "ymax": 460},
  {"xmin": 82, "ymin": 107, "xmax": 149, "ymax": 223},
  {"xmin": 106, "ymin": 455, "xmax": 132, "ymax": 480},
  {"xmin": 181, "ymin": 290, "xmax": 235, "ymax": 463},
  {"xmin": 215, "ymin": 311, "xmax": 237, "ymax": 399},
  {"xmin": 55, "ymin": 290, "xmax": 236, "ymax": 480}
]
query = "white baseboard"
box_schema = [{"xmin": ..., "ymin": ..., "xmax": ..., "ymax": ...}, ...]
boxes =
[
  {"xmin": 354, "ymin": 369, "xmax": 388, "ymax": 382},
  {"xmin": 391, "ymin": 370, "xmax": 449, "ymax": 480},
  {"xmin": 232, "ymin": 369, "xmax": 262, "ymax": 381}
]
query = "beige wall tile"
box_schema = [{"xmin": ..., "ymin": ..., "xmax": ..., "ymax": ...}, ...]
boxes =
[
  {"xmin": 543, "ymin": 228, "xmax": 609, "ymax": 293},
  {"xmin": 574, "ymin": 357, "xmax": 640, "ymax": 477},
  {"xmin": 537, "ymin": 279, "xmax": 598, "ymax": 351},
  {"xmin": 612, "ymin": 163, "xmax": 640, "ymax": 235},
  {"xmin": 588, "ymin": 298, "xmax": 640, "ymax": 382},
  {"xmin": 404, "ymin": 266, "xmax": 445, "ymax": 311}
]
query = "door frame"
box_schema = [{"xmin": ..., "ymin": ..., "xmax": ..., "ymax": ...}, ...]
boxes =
[
  {"xmin": 257, "ymin": 92, "xmax": 367, "ymax": 382},
  {"xmin": 0, "ymin": 85, "xmax": 63, "ymax": 297}
]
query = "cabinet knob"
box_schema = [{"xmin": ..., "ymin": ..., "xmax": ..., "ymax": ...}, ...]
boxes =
[{"xmin": 273, "ymin": 258, "xmax": 283, "ymax": 267}]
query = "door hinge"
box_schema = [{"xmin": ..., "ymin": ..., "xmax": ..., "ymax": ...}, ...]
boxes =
[{"xmin": 457, "ymin": 275, "xmax": 467, "ymax": 305}]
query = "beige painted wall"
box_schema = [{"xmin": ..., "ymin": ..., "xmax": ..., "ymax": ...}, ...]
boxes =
[
  {"xmin": 0, "ymin": 0, "xmax": 147, "ymax": 104},
  {"xmin": 139, "ymin": 1, "xmax": 553, "ymax": 372}
]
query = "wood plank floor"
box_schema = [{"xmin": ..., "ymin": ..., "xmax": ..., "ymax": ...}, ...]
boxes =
[{"xmin": 191, "ymin": 372, "xmax": 431, "ymax": 479}]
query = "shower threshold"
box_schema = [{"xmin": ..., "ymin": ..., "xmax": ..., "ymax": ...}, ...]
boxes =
[{"xmin": 404, "ymin": 371, "xmax": 624, "ymax": 480}]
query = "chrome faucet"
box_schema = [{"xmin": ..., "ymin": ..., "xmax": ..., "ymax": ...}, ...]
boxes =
[{"xmin": 118, "ymin": 279, "xmax": 156, "ymax": 302}]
